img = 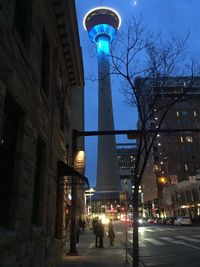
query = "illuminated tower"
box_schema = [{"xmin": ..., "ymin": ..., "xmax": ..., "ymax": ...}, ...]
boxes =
[{"xmin": 83, "ymin": 7, "xmax": 121, "ymax": 199}]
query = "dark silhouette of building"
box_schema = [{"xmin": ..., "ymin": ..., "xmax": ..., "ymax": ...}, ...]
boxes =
[{"xmin": 0, "ymin": 1, "xmax": 84, "ymax": 266}]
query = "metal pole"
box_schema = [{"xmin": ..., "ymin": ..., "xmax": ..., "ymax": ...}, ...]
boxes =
[
  {"xmin": 68, "ymin": 130, "xmax": 78, "ymax": 255},
  {"xmin": 125, "ymin": 179, "xmax": 128, "ymax": 263}
]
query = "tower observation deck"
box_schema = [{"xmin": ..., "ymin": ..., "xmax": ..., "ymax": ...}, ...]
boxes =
[{"xmin": 83, "ymin": 7, "xmax": 121, "ymax": 201}]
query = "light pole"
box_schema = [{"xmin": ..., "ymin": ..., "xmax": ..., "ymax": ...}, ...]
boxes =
[
  {"xmin": 68, "ymin": 129, "xmax": 86, "ymax": 255},
  {"xmin": 124, "ymin": 178, "xmax": 128, "ymax": 263},
  {"xmin": 163, "ymin": 156, "xmax": 173, "ymax": 217},
  {"xmin": 89, "ymin": 188, "xmax": 93, "ymax": 215}
]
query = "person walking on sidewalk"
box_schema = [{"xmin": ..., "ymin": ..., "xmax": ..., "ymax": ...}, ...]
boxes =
[
  {"xmin": 92, "ymin": 217, "xmax": 99, "ymax": 247},
  {"xmin": 97, "ymin": 219, "xmax": 105, "ymax": 248},
  {"xmin": 108, "ymin": 219, "xmax": 115, "ymax": 246}
]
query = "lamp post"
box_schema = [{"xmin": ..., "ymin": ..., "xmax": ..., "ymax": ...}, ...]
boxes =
[
  {"xmin": 163, "ymin": 156, "xmax": 173, "ymax": 217},
  {"xmin": 124, "ymin": 178, "xmax": 128, "ymax": 263},
  {"xmin": 89, "ymin": 188, "xmax": 93, "ymax": 215},
  {"xmin": 68, "ymin": 130, "xmax": 86, "ymax": 255}
]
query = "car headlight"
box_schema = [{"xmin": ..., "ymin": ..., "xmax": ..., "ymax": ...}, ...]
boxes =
[{"xmin": 138, "ymin": 219, "xmax": 143, "ymax": 224}]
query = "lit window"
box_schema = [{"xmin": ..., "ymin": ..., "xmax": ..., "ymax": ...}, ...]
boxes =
[
  {"xmin": 193, "ymin": 111, "xmax": 197, "ymax": 117},
  {"xmin": 180, "ymin": 136, "xmax": 183, "ymax": 142},
  {"xmin": 185, "ymin": 164, "xmax": 188, "ymax": 170},
  {"xmin": 154, "ymin": 165, "xmax": 161, "ymax": 171},
  {"xmin": 176, "ymin": 111, "xmax": 179, "ymax": 117},
  {"xmin": 186, "ymin": 136, "xmax": 193, "ymax": 143}
]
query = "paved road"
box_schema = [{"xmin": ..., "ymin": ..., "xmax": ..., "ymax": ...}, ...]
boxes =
[{"xmin": 115, "ymin": 222, "xmax": 200, "ymax": 267}]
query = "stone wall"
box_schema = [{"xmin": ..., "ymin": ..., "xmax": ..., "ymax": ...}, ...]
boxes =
[{"xmin": 0, "ymin": 1, "xmax": 84, "ymax": 266}]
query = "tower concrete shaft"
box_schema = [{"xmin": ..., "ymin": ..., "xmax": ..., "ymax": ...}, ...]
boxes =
[{"xmin": 96, "ymin": 38, "xmax": 120, "ymax": 192}]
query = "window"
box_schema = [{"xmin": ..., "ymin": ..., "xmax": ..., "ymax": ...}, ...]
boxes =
[
  {"xmin": 0, "ymin": 93, "xmax": 22, "ymax": 227},
  {"xmin": 181, "ymin": 111, "xmax": 189, "ymax": 117},
  {"xmin": 183, "ymin": 143, "xmax": 194, "ymax": 152},
  {"xmin": 31, "ymin": 136, "xmax": 45, "ymax": 225},
  {"xmin": 154, "ymin": 165, "xmax": 161, "ymax": 171},
  {"xmin": 14, "ymin": 0, "xmax": 32, "ymax": 46},
  {"xmin": 153, "ymin": 146, "xmax": 158, "ymax": 152},
  {"xmin": 41, "ymin": 29, "xmax": 50, "ymax": 96},
  {"xmin": 185, "ymin": 164, "xmax": 188, "ymax": 171},
  {"xmin": 186, "ymin": 136, "xmax": 193, "ymax": 143},
  {"xmin": 181, "ymin": 117, "xmax": 190, "ymax": 127},
  {"xmin": 154, "ymin": 156, "xmax": 159, "ymax": 162}
]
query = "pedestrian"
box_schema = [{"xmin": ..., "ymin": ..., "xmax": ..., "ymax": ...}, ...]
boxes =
[
  {"xmin": 80, "ymin": 218, "xmax": 86, "ymax": 234},
  {"xmin": 92, "ymin": 217, "xmax": 99, "ymax": 247},
  {"xmin": 76, "ymin": 224, "xmax": 81, "ymax": 246},
  {"xmin": 108, "ymin": 219, "xmax": 116, "ymax": 246},
  {"xmin": 97, "ymin": 219, "xmax": 105, "ymax": 248}
]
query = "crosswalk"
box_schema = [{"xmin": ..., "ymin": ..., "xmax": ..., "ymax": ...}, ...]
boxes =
[
  {"xmin": 127, "ymin": 234, "xmax": 200, "ymax": 249},
  {"xmin": 116, "ymin": 227, "xmax": 200, "ymax": 249}
]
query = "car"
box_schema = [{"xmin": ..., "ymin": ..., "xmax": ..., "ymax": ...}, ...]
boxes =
[
  {"xmin": 166, "ymin": 217, "xmax": 176, "ymax": 225},
  {"xmin": 174, "ymin": 216, "xmax": 192, "ymax": 226},
  {"xmin": 147, "ymin": 218, "xmax": 154, "ymax": 223}
]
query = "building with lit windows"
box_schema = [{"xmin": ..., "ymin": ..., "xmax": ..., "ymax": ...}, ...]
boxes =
[{"xmin": 140, "ymin": 77, "xmax": 200, "ymax": 218}]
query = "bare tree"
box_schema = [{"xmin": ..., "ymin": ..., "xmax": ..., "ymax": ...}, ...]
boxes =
[{"xmin": 105, "ymin": 17, "xmax": 200, "ymax": 267}]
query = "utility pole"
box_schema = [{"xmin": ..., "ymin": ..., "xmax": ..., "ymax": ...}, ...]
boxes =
[
  {"xmin": 124, "ymin": 178, "xmax": 128, "ymax": 263},
  {"xmin": 68, "ymin": 130, "xmax": 78, "ymax": 255}
]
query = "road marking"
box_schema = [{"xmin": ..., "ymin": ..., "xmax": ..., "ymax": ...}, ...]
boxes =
[
  {"xmin": 88, "ymin": 242, "xmax": 95, "ymax": 248},
  {"xmin": 192, "ymin": 235, "xmax": 200, "ymax": 238},
  {"xmin": 160, "ymin": 237, "xmax": 184, "ymax": 244},
  {"xmin": 144, "ymin": 238, "xmax": 165, "ymax": 245},
  {"xmin": 128, "ymin": 239, "xmax": 146, "ymax": 246},
  {"xmin": 176, "ymin": 236, "xmax": 200, "ymax": 243},
  {"xmin": 183, "ymin": 243, "xmax": 200, "ymax": 250},
  {"xmin": 116, "ymin": 231, "xmax": 123, "ymax": 235}
]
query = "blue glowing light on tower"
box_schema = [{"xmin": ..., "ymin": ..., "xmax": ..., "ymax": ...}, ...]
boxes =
[{"xmin": 83, "ymin": 6, "xmax": 121, "ymax": 55}]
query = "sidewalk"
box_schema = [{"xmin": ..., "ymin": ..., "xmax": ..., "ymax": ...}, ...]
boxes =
[{"xmin": 57, "ymin": 227, "xmax": 134, "ymax": 267}]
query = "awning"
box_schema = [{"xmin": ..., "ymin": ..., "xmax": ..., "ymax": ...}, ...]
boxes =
[{"xmin": 57, "ymin": 161, "xmax": 89, "ymax": 188}]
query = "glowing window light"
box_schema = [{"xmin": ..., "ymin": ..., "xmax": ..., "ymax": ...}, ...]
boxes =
[
  {"xmin": 97, "ymin": 35, "xmax": 110, "ymax": 55},
  {"xmin": 88, "ymin": 24, "xmax": 116, "ymax": 43}
]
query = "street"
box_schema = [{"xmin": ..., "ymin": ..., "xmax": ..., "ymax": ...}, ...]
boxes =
[{"xmin": 115, "ymin": 222, "xmax": 200, "ymax": 266}]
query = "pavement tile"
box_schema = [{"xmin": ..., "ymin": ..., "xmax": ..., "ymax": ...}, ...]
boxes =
[{"xmin": 57, "ymin": 227, "xmax": 132, "ymax": 267}]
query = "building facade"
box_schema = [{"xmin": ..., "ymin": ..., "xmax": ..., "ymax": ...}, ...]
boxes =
[
  {"xmin": 141, "ymin": 78, "xmax": 200, "ymax": 218},
  {"xmin": 0, "ymin": 1, "xmax": 84, "ymax": 266}
]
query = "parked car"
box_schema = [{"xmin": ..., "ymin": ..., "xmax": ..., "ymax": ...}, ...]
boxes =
[
  {"xmin": 147, "ymin": 218, "xmax": 154, "ymax": 223},
  {"xmin": 166, "ymin": 217, "xmax": 176, "ymax": 225},
  {"xmin": 174, "ymin": 216, "xmax": 192, "ymax": 226}
]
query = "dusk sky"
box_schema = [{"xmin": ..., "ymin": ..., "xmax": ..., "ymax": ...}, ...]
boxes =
[{"xmin": 75, "ymin": 0, "xmax": 200, "ymax": 187}]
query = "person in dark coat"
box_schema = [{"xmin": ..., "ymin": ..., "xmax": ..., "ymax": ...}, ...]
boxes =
[
  {"xmin": 108, "ymin": 219, "xmax": 116, "ymax": 246},
  {"xmin": 97, "ymin": 219, "xmax": 105, "ymax": 248},
  {"xmin": 92, "ymin": 217, "xmax": 99, "ymax": 247}
]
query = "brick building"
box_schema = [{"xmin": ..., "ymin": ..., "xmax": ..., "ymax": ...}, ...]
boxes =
[{"xmin": 0, "ymin": 0, "xmax": 85, "ymax": 266}]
